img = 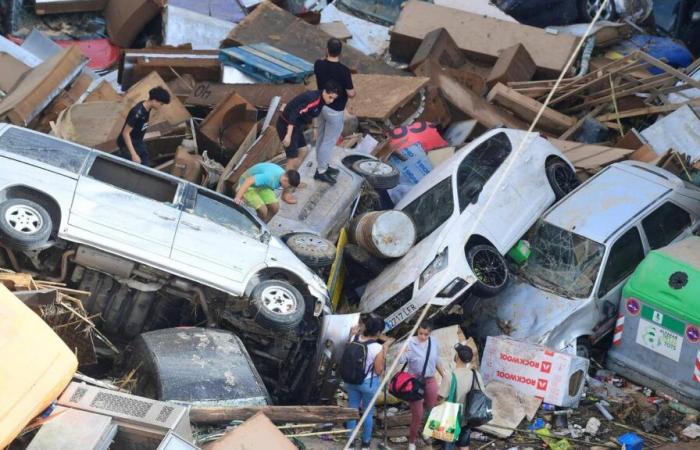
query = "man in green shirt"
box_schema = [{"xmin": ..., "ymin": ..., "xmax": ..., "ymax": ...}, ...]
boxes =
[{"xmin": 234, "ymin": 163, "xmax": 300, "ymax": 222}]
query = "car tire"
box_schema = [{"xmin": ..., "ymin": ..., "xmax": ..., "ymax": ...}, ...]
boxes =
[
  {"xmin": 576, "ymin": 337, "xmax": 592, "ymax": 359},
  {"xmin": 351, "ymin": 159, "xmax": 400, "ymax": 190},
  {"xmin": 344, "ymin": 243, "xmax": 386, "ymax": 278},
  {"xmin": 285, "ymin": 233, "xmax": 336, "ymax": 269},
  {"xmin": 0, "ymin": 198, "xmax": 52, "ymax": 251},
  {"xmin": 249, "ymin": 280, "xmax": 305, "ymax": 331},
  {"xmin": 546, "ymin": 159, "xmax": 579, "ymax": 200},
  {"xmin": 578, "ymin": 0, "xmax": 616, "ymax": 21},
  {"xmin": 467, "ymin": 244, "xmax": 508, "ymax": 297}
]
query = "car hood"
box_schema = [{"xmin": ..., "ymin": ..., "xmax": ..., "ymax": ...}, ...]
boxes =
[
  {"xmin": 467, "ymin": 279, "xmax": 585, "ymax": 346},
  {"xmin": 360, "ymin": 220, "xmax": 450, "ymax": 311}
]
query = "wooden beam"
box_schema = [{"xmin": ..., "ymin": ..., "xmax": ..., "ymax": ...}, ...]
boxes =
[
  {"xmin": 189, "ymin": 405, "xmax": 359, "ymax": 425},
  {"xmin": 438, "ymin": 74, "xmax": 527, "ymax": 129},
  {"xmin": 594, "ymin": 98, "xmax": 700, "ymax": 121},
  {"xmin": 636, "ymin": 52, "xmax": 700, "ymax": 90},
  {"xmin": 486, "ymin": 82, "xmax": 574, "ymax": 133}
]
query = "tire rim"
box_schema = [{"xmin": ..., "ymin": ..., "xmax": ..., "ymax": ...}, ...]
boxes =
[
  {"xmin": 357, "ymin": 160, "xmax": 394, "ymax": 176},
  {"xmin": 5, "ymin": 204, "xmax": 43, "ymax": 235},
  {"xmin": 471, "ymin": 248, "xmax": 507, "ymax": 288},
  {"xmin": 260, "ymin": 285, "xmax": 298, "ymax": 316},
  {"xmin": 290, "ymin": 234, "xmax": 333, "ymax": 256},
  {"xmin": 586, "ymin": 0, "xmax": 613, "ymax": 20},
  {"xmin": 553, "ymin": 165, "xmax": 579, "ymax": 195}
]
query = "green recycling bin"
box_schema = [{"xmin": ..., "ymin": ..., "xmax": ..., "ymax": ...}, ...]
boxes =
[{"xmin": 606, "ymin": 236, "xmax": 700, "ymax": 407}]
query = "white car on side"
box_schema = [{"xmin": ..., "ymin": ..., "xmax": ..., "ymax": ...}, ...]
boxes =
[{"xmin": 360, "ymin": 128, "xmax": 579, "ymax": 333}]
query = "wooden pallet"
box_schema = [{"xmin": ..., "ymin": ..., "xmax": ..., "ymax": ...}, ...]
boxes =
[{"xmin": 219, "ymin": 43, "xmax": 313, "ymax": 84}]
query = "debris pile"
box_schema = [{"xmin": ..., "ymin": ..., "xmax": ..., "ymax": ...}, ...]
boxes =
[{"xmin": 1, "ymin": 0, "xmax": 700, "ymax": 449}]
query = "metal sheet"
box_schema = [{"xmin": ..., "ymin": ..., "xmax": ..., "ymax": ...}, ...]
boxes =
[
  {"xmin": 320, "ymin": 4, "xmax": 390, "ymax": 56},
  {"xmin": 163, "ymin": 5, "xmax": 236, "ymax": 50},
  {"xmin": 641, "ymin": 105, "xmax": 700, "ymax": 162},
  {"xmin": 0, "ymin": 35, "xmax": 42, "ymax": 67}
]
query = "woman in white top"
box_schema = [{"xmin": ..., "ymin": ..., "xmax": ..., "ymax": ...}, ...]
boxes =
[
  {"xmin": 399, "ymin": 320, "xmax": 445, "ymax": 450},
  {"xmin": 345, "ymin": 316, "xmax": 392, "ymax": 450}
]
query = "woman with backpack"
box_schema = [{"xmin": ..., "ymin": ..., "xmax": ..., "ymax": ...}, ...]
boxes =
[
  {"xmin": 400, "ymin": 320, "xmax": 445, "ymax": 450},
  {"xmin": 437, "ymin": 343, "xmax": 485, "ymax": 450},
  {"xmin": 343, "ymin": 316, "xmax": 392, "ymax": 450}
]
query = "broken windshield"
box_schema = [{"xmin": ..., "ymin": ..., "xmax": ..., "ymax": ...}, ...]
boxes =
[
  {"xmin": 401, "ymin": 177, "xmax": 454, "ymax": 243},
  {"xmin": 520, "ymin": 221, "xmax": 605, "ymax": 299}
]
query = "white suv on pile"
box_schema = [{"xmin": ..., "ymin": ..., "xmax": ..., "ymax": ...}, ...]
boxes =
[{"xmin": 0, "ymin": 123, "xmax": 354, "ymax": 403}]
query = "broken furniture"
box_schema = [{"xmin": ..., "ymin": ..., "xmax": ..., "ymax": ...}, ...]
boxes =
[
  {"xmin": 119, "ymin": 48, "xmax": 221, "ymax": 91},
  {"xmin": 34, "ymin": 0, "xmax": 107, "ymax": 15},
  {"xmin": 104, "ymin": 0, "xmax": 166, "ymax": 48},
  {"xmin": 390, "ymin": 0, "xmax": 579, "ymax": 76},
  {"xmin": 197, "ymin": 92, "xmax": 258, "ymax": 164},
  {"xmin": 219, "ymin": 43, "xmax": 314, "ymax": 84}
]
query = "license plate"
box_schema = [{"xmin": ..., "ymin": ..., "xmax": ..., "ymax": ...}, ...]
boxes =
[
  {"xmin": 385, "ymin": 302, "xmax": 419, "ymax": 330},
  {"xmin": 636, "ymin": 318, "xmax": 683, "ymax": 362}
]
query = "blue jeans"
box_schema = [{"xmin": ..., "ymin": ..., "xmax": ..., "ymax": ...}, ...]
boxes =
[{"xmin": 346, "ymin": 377, "xmax": 379, "ymax": 444}]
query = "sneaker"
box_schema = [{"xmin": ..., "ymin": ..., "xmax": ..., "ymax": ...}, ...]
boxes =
[
  {"xmin": 407, "ymin": 444, "xmax": 416, "ymax": 450},
  {"xmin": 326, "ymin": 166, "xmax": 340, "ymax": 176},
  {"xmin": 360, "ymin": 442, "xmax": 371, "ymax": 450},
  {"xmin": 314, "ymin": 170, "xmax": 337, "ymax": 185}
]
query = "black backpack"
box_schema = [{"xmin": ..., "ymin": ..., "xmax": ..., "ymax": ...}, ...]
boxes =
[{"xmin": 340, "ymin": 336, "xmax": 377, "ymax": 385}]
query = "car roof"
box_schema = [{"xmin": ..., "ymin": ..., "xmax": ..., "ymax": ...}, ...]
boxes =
[
  {"xmin": 543, "ymin": 163, "xmax": 672, "ymax": 243},
  {"xmin": 395, "ymin": 128, "xmax": 541, "ymax": 209}
]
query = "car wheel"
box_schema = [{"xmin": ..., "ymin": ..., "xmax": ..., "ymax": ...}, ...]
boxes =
[
  {"xmin": 250, "ymin": 280, "xmax": 305, "ymax": 331},
  {"xmin": 467, "ymin": 244, "xmax": 508, "ymax": 297},
  {"xmin": 576, "ymin": 337, "xmax": 592, "ymax": 359},
  {"xmin": 344, "ymin": 243, "xmax": 386, "ymax": 278},
  {"xmin": 285, "ymin": 233, "xmax": 336, "ymax": 269},
  {"xmin": 351, "ymin": 159, "xmax": 400, "ymax": 190},
  {"xmin": 578, "ymin": 0, "xmax": 615, "ymax": 21},
  {"xmin": 546, "ymin": 159, "xmax": 579, "ymax": 200},
  {"xmin": 0, "ymin": 199, "xmax": 52, "ymax": 251}
]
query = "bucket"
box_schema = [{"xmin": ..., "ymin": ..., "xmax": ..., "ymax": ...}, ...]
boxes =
[{"xmin": 349, "ymin": 211, "xmax": 416, "ymax": 259}]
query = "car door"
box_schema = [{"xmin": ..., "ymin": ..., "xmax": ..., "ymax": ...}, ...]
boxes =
[
  {"xmin": 455, "ymin": 132, "xmax": 520, "ymax": 248},
  {"xmin": 592, "ymin": 226, "xmax": 647, "ymax": 340},
  {"xmin": 68, "ymin": 155, "xmax": 183, "ymax": 259},
  {"xmin": 171, "ymin": 187, "xmax": 268, "ymax": 284}
]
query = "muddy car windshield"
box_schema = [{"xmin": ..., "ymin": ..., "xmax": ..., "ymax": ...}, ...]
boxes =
[
  {"xmin": 520, "ymin": 221, "xmax": 605, "ymax": 299},
  {"xmin": 401, "ymin": 177, "xmax": 454, "ymax": 243}
]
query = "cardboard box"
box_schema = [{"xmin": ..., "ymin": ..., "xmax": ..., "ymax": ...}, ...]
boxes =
[
  {"xmin": 0, "ymin": 46, "xmax": 87, "ymax": 126},
  {"xmin": 480, "ymin": 336, "xmax": 589, "ymax": 407},
  {"xmin": 104, "ymin": 0, "xmax": 166, "ymax": 48},
  {"xmin": 0, "ymin": 53, "xmax": 30, "ymax": 94}
]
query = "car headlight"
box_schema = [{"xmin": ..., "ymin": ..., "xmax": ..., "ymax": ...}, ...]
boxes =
[{"xmin": 419, "ymin": 248, "xmax": 448, "ymax": 289}]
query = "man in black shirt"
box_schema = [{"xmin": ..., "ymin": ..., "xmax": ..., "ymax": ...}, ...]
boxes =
[
  {"xmin": 313, "ymin": 38, "xmax": 355, "ymax": 184},
  {"xmin": 117, "ymin": 86, "xmax": 171, "ymax": 166},
  {"xmin": 275, "ymin": 81, "xmax": 340, "ymax": 202}
]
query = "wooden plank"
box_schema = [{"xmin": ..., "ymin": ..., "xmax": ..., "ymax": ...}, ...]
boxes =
[
  {"xmin": 390, "ymin": 0, "xmax": 579, "ymax": 75},
  {"xmin": 84, "ymin": 81, "xmax": 121, "ymax": 103},
  {"xmin": 594, "ymin": 98, "xmax": 700, "ymax": 122},
  {"xmin": 346, "ymin": 74, "xmax": 429, "ymax": 121},
  {"xmin": 189, "ymin": 405, "xmax": 359, "ymax": 424},
  {"xmin": 486, "ymin": 44, "xmax": 536, "ymax": 90},
  {"xmin": 222, "ymin": 1, "xmax": 400, "ymax": 76},
  {"xmin": 319, "ymin": 21, "xmax": 352, "ymax": 41},
  {"xmin": 186, "ymin": 82, "xmax": 306, "ymax": 109},
  {"xmin": 438, "ymin": 73, "xmax": 527, "ymax": 129},
  {"xmin": 216, "ymin": 126, "xmax": 283, "ymax": 192},
  {"xmin": 486, "ymin": 83, "xmax": 574, "ymax": 133},
  {"xmin": 550, "ymin": 139, "xmax": 633, "ymax": 172},
  {"xmin": 35, "ymin": 0, "xmax": 106, "ymax": 15}
]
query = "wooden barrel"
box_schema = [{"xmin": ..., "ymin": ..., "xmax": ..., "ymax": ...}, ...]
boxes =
[{"xmin": 349, "ymin": 211, "xmax": 416, "ymax": 259}]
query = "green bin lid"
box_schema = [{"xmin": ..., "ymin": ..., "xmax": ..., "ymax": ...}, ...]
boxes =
[{"xmin": 622, "ymin": 236, "xmax": 700, "ymax": 325}]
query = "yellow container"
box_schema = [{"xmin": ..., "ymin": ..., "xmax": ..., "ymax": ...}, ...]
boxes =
[{"xmin": 0, "ymin": 284, "xmax": 77, "ymax": 447}]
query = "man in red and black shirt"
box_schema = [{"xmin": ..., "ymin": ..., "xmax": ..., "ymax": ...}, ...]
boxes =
[{"xmin": 275, "ymin": 81, "xmax": 341, "ymax": 203}]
